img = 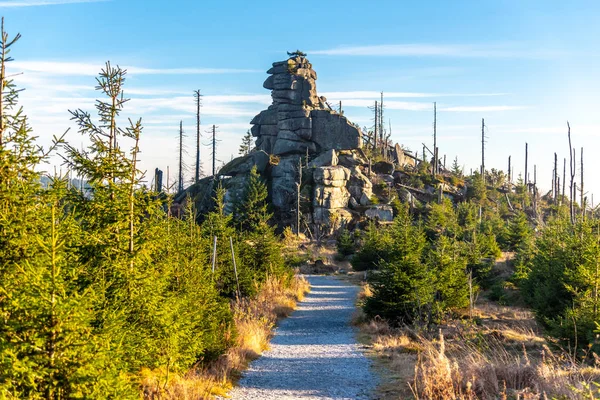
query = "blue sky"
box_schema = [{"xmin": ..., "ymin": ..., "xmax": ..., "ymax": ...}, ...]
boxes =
[{"xmin": 2, "ymin": 0, "xmax": 600, "ymax": 201}]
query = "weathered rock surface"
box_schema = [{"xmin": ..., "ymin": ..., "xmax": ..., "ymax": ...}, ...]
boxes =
[
  {"xmin": 219, "ymin": 151, "xmax": 270, "ymax": 176},
  {"xmin": 214, "ymin": 53, "xmax": 415, "ymax": 233},
  {"xmin": 365, "ymin": 205, "xmax": 394, "ymax": 222},
  {"xmin": 308, "ymin": 149, "xmax": 337, "ymax": 168},
  {"xmin": 372, "ymin": 160, "xmax": 395, "ymax": 175}
]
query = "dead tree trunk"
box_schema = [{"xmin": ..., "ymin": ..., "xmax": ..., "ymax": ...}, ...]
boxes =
[
  {"xmin": 373, "ymin": 100, "xmax": 378, "ymax": 152},
  {"xmin": 554, "ymin": 153, "xmax": 558, "ymax": 205},
  {"xmin": 212, "ymin": 125, "xmax": 217, "ymax": 177},
  {"xmin": 581, "ymin": 147, "xmax": 584, "ymax": 219},
  {"xmin": 433, "ymin": 102, "xmax": 437, "ymax": 175},
  {"xmin": 525, "ymin": 142, "xmax": 528, "ymax": 187},
  {"xmin": 194, "ymin": 90, "xmax": 202, "ymax": 183},
  {"xmin": 508, "ymin": 155, "xmax": 512, "ymax": 184},
  {"xmin": 568, "ymin": 122, "xmax": 575, "ymax": 224},
  {"xmin": 480, "ymin": 118, "xmax": 485, "ymax": 177},
  {"xmin": 178, "ymin": 121, "xmax": 184, "ymax": 193},
  {"xmin": 380, "ymin": 92, "xmax": 384, "ymax": 156}
]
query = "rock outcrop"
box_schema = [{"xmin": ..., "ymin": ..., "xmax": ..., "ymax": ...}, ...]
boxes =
[
  {"xmin": 217, "ymin": 53, "xmax": 394, "ymax": 231},
  {"xmin": 248, "ymin": 54, "xmax": 364, "ymax": 221}
]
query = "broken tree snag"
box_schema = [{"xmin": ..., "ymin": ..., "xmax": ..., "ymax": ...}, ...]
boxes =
[
  {"xmin": 508, "ymin": 155, "xmax": 512, "ymax": 184},
  {"xmin": 524, "ymin": 142, "xmax": 528, "ymax": 187},
  {"xmin": 194, "ymin": 89, "xmax": 202, "ymax": 183},
  {"xmin": 581, "ymin": 147, "xmax": 584, "ymax": 220},
  {"xmin": 567, "ymin": 122, "xmax": 575, "ymax": 224},
  {"xmin": 562, "ymin": 157, "xmax": 566, "ymax": 205},
  {"xmin": 554, "ymin": 152, "xmax": 558, "ymax": 205},
  {"xmin": 433, "ymin": 102, "xmax": 437, "ymax": 175},
  {"xmin": 480, "ymin": 118, "xmax": 485, "ymax": 177},
  {"xmin": 373, "ymin": 100, "xmax": 378, "ymax": 152}
]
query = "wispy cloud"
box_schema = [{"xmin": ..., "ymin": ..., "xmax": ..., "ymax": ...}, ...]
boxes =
[
  {"xmin": 322, "ymin": 91, "xmax": 508, "ymax": 99},
  {"xmin": 332, "ymin": 98, "xmax": 523, "ymax": 112},
  {"xmin": 311, "ymin": 44, "xmax": 560, "ymax": 59},
  {"xmin": 441, "ymin": 106, "xmax": 526, "ymax": 112},
  {"xmin": 9, "ymin": 61, "xmax": 259, "ymax": 76},
  {"xmin": 0, "ymin": 0, "xmax": 106, "ymax": 7}
]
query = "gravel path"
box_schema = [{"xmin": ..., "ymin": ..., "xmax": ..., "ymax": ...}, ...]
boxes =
[{"xmin": 225, "ymin": 275, "xmax": 378, "ymax": 400}]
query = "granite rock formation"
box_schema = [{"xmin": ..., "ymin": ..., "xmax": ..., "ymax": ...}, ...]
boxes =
[{"xmin": 218, "ymin": 54, "xmax": 391, "ymax": 230}]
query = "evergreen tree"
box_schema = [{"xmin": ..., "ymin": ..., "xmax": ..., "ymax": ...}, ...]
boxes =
[
  {"xmin": 238, "ymin": 130, "xmax": 253, "ymax": 156},
  {"xmin": 336, "ymin": 227, "xmax": 355, "ymax": 257},
  {"xmin": 364, "ymin": 205, "xmax": 434, "ymax": 324},
  {"xmin": 451, "ymin": 156, "xmax": 463, "ymax": 177},
  {"xmin": 234, "ymin": 165, "xmax": 271, "ymax": 231},
  {"xmin": 429, "ymin": 236, "xmax": 470, "ymax": 314}
]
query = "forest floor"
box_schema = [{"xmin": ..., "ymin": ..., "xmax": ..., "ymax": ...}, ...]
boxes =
[{"xmin": 224, "ymin": 275, "xmax": 379, "ymax": 400}]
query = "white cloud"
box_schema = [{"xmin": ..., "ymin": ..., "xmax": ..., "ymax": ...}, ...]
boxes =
[
  {"xmin": 9, "ymin": 61, "xmax": 259, "ymax": 76},
  {"xmin": 0, "ymin": 0, "xmax": 106, "ymax": 6},
  {"xmin": 441, "ymin": 106, "xmax": 526, "ymax": 112},
  {"xmin": 322, "ymin": 91, "xmax": 508, "ymax": 99},
  {"xmin": 311, "ymin": 44, "xmax": 560, "ymax": 59}
]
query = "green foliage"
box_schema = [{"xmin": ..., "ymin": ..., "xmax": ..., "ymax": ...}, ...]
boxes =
[
  {"xmin": 238, "ymin": 130, "xmax": 253, "ymax": 156},
  {"xmin": 364, "ymin": 206, "xmax": 434, "ymax": 324},
  {"xmin": 466, "ymin": 171, "xmax": 487, "ymax": 204},
  {"xmin": 0, "ymin": 29, "xmax": 291, "ymax": 397},
  {"xmin": 351, "ymin": 221, "xmax": 392, "ymax": 271},
  {"xmin": 336, "ymin": 228, "xmax": 355, "ymax": 257},
  {"xmin": 234, "ymin": 165, "xmax": 271, "ymax": 232},
  {"xmin": 522, "ymin": 217, "xmax": 600, "ymax": 352},
  {"xmin": 451, "ymin": 156, "xmax": 463, "ymax": 177}
]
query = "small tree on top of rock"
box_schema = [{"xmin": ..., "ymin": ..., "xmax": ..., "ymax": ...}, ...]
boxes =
[
  {"xmin": 238, "ymin": 130, "xmax": 253, "ymax": 156},
  {"xmin": 287, "ymin": 50, "xmax": 306, "ymax": 57}
]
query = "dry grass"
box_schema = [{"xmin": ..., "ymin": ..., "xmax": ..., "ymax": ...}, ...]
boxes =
[
  {"xmin": 141, "ymin": 274, "xmax": 310, "ymax": 399},
  {"xmin": 412, "ymin": 330, "xmax": 600, "ymax": 400},
  {"xmin": 354, "ymin": 284, "xmax": 600, "ymax": 400}
]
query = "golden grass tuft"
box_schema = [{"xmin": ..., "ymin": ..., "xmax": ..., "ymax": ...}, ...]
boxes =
[
  {"xmin": 412, "ymin": 331, "xmax": 600, "ymax": 400},
  {"xmin": 141, "ymin": 274, "xmax": 310, "ymax": 399},
  {"xmin": 354, "ymin": 281, "xmax": 600, "ymax": 400}
]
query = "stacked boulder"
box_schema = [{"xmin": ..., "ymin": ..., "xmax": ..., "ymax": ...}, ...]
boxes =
[
  {"xmin": 250, "ymin": 55, "xmax": 362, "ymax": 213},
  {"xmin": 217, "ymin": 53, "xmax": 393, "ymax": 230}
]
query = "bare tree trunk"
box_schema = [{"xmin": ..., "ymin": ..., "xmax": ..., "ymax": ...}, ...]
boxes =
[
  {"xmin": 524, "ymin": 142, "xmax": 528, "ymax": 187},
  {"xmin": 554, "ymin": 153, "xmax": 558, "ymax": 205},
  {"xmin": 380, "ymin": 92, "xmax": 384, "ymax": 156},
  {"xmin": 212, "ymin": 125, "xmax": 217, "ymax": 177},
  {"xmin": 568, "ymin": 122, "xmax": 575, "ymax": 224},
  {"xmin": 194, "ymin": 90, "xmax": 202, "ymax": 183},
  {"xmin": 373, "ymin": 100, "xmax": 378, "ymax": 152},
  {"xmin": 562, "ymin": 157, "xmax": 566, "ymax": 205},
  {"xmin": 433, "ymin": 102, "xmax": 437, "ymax": 174},
  {"xmin": 581, "ymin": 147, "xmax": 584, "ymax": 220},
  {"xmin": 481, "ymin": 118, "xmax": 485, "ymax": 177},
  {"xmin": 178, "ymin": 121, "xmax": 184, "ymax": 193},
  {"xmin": 508, "ymin": 155, "xmax": 512, "ymax": 184}
]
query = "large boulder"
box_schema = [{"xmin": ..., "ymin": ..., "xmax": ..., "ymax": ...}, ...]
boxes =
[
  {"xmin": 308, "ymin": 149, "xmax": 337, "ymax": 168},
  {"xmin": 365, "ymin": 205, "xmax": 394, "ymax": 222},
  {"xmin": 313, "ymin": 186, "xmax": 350, "ymax": 209},
  {"xmin": 272, "ymin": 138, "xmax": 316, "ymax": 155},
  {"xmin": 219, "ymin": 150, "xmax": 270, "ymax": 176},
  {"xmin": 338, "ymin": 149, "xmax": 367, "ymax": 167},
  {"xmin": 313, "ymin": 166, "xmax": 350, "ymax": 186},
  {"xmin": 310, "ymin": 110, "xmax": 362, "ymax": 151},
  {"xmin": 347, "ymin": 166, "xmax": 373, "ymax": 201},
  {"xmin": 372, "ymin": 160, "xmax": 395, "ymax": 175}
]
